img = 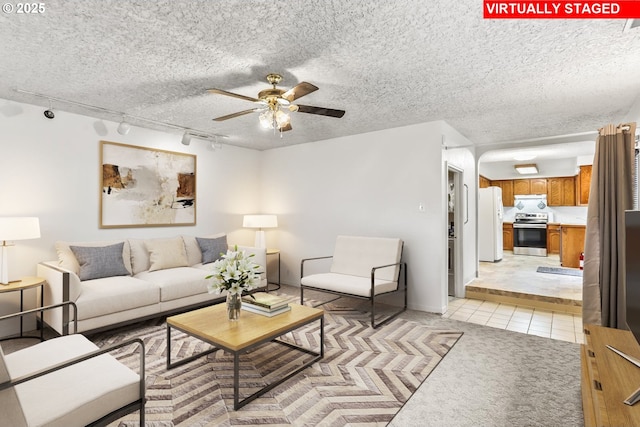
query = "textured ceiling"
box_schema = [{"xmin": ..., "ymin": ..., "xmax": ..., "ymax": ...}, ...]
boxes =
[{"xmin": 1, "ymin": 0, "xmax": 639, "ymax": 151}]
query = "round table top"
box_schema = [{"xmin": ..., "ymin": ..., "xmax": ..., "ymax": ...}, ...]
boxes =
[{"xmin": 0, "ymin": 276, "xmax": 46, "ymax": 292}]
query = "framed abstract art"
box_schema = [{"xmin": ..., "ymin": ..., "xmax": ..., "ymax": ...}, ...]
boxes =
[{"xmin": 100, "ymin": 141, "xmax": 196, "ymax": 228}]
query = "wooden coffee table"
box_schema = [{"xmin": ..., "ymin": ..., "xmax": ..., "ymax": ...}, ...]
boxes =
[{"xmin": 166, "ymin": 302, "xmax": 324, "ymax": 410}]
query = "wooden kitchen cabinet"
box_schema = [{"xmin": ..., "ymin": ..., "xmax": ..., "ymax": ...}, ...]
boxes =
[
  {"xmin": 487, "ymin": 173, "xmax": 585, "ymax": 206},
  {"xmin": 577, "ymin": 165, "xmax": 592, "ymax": 205},
  {"xmin": 548, "ymin": 177, "xmax": 576, "ymax": 206},
  {"xmin": 513, "ymin": 179, "xmax": 530, "ymax": 195},
  {"xmin": 503, "ymin": 222, "xmax": 513, "ymax": 251},
  {"xmin": 563, "ymin": 177, "xmax": 576, "ymax": 205},
  {"xmin": 511, "ymin": 178, "xmax": 547, "ymax": 196},
  {"xmin": 547, "ymin": 223, "xmax": 561, "ymax": 255},
  {"xmin": 530, "ymin": 178, "xmax": 547, "ymax": 195},
  {"xmin": 561, "ymin": 225, "xmax": 586, "ymax": 268}
]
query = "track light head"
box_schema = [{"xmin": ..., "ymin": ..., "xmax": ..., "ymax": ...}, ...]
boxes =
[
  {"xmin": 43, "ymin": 109, "xmax": 55, "ymax": 119},
  {"xmin": 210, "ymin": 136, "xmax": 222, "ymax": 150},
  {"xmin": 181, "ymin": 133, "xmax": 191, "ymax": 146},
  {"xmin": 117, "ymin": 118, "xmax": 131, "ymax": 135}
]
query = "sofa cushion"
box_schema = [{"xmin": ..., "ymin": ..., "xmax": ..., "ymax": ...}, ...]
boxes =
[
  {"xmin": 69, "ymin": 243, "xmax": 131, "ymax": 281},
  {"xmin": 182, "ymin": 233, "xmax": 226, "ymax": 266},
  {"xmin": 135, "ymin": 267, "xmax": 209, "ymax": 302},
  {"xmin": 56, "ymin": 240, "xmax": 132, "ymax": 276},
  {"xmin": 146, "ymin": 237, "xmax": 189, "ymax": 272},
  {"xmin": 74, "ymin": 276, "xmax": 160, "ymax": 320},
  {"xmin": 196, "ymin": 235, "xmax": 227, "ymax": 264},
  {"xmin": 5, "ymin": 334, "xmax": 140, "ymax": 427},
  {"xmin": 330, "ymin": 236, "xmax": 403, "ymax": 281},
  {"xmin": 300, "ymin": 272, "xmax": 399, "ymax": 297}
]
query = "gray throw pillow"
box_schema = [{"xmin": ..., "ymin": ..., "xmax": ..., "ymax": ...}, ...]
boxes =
[
  {"xmin": 69, "ymin": 242, "xmax": 131, "ymax": 281},
  {"xmin": 196, "ymin": 235, "xmax": 228, "ymax": 264}
]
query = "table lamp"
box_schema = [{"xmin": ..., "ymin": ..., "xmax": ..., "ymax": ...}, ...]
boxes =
[
  {"xmin": 0, "ymin": 217, "xmax": 41, "ymax": 285},
  {"xmin": 242, "ymin": 215, "xmax": 277, "ymax": 249}
]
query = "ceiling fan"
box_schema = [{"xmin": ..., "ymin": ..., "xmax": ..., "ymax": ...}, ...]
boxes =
[{"xmin": 207, "ymin": 73, "xmax": 345, "ymax": 132}]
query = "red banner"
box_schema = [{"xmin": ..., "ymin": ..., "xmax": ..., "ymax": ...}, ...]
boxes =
[{"xmin": 484, "ymin": 1, "xmax": 640, "ymax": 18}]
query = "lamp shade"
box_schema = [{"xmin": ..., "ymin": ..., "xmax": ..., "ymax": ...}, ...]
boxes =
[
  {"xmin": 242, "ymin": 215, "xmax": 278, "ymax": 229},
  {"xmin": 0, "ymin": 217, "xmax": 41, "ymax": 241}
]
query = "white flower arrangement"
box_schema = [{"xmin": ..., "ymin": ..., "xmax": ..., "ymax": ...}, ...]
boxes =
[{"xmin": 205, "ymin": 246, "xmax": 261, "ymax": 296}]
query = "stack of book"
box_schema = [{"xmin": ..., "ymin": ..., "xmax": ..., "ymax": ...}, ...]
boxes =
[{"xmin": 241, "ymin": 292, "xmax": 291, "ymax": 317}]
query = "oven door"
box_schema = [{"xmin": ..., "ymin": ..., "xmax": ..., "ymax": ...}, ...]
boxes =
[{"xmin": 513, "ymin": 223, "xmax": 547, "ymax": 256}]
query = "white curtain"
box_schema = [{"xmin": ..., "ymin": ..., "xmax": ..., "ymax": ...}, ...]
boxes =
[{"xmin": 582, "ymin": 123, "xmax": 636, "ymax": 327}]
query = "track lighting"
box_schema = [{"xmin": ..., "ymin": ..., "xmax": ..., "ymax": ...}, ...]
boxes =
[
  {"xmin": 43, "ymin": 98, "xmax": 54, "ymax": 119},
  {"xmin": 117, "ymin": 116, "xmax": 131, "ymax": 135},
  {"xmin": 15, "ymin": 89, "xmax": 227, "ymax": 145}
]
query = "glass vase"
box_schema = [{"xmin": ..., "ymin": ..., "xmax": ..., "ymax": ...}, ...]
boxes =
[{"xmin": 226, "ymin": 293, "xmax": 241, "ymax": 321}]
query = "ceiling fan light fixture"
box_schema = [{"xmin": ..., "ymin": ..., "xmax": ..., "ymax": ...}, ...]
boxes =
[
  {"xmin": 259, "ymin": 110, "xmax": 273, "ymax": 129},
  {"xmin": 209, "ymin": 73, "xmax": 345, "ymax": 135},
  {"xmin": 275, "ymin": 109, "xmax": 290, "ymax": 127}
]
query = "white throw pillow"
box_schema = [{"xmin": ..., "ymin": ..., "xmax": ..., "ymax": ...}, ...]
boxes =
[{"xmin": 145, "ymin": 238, "xmax": 189, "ymax": 272}]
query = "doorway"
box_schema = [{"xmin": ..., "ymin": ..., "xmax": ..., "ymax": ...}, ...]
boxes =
[{"xmin": 447, "ymin": 164, "xmax": 464, "ymax": 298}]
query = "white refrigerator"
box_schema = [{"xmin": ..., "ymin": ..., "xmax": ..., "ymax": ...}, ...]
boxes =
[{"xmin": 478, "ymin": 187, "xmax": 504, "ymax": 262}]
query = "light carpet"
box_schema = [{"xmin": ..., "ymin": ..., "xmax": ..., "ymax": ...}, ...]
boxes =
[
  {"xmin": 389, "ymin": 309, "xmax": 584, "ymax": 427},
  {"xmin": 90, "ymin": 300, "xmax": 462, "ymax": 426}
]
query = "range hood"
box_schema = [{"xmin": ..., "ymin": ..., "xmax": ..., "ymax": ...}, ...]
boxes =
[{"xmin": 514, "ymin": 194, "xmax": 547, "ymax": 200}]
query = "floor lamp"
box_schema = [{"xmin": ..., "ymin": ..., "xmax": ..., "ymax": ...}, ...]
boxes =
[
  {"xmin": 0, "ymin": 217, "xmax": 41, "ymax": 285},
  {"xmin": 242, "ymin": 215, "xmax": 278, "ymax": 249}
]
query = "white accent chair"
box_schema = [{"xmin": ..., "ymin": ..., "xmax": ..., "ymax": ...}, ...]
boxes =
[
  {"xmin": 0, "ymin": 303, "xmax": 145, "ymax": 426},
  {"xmin": 300, "ymin": 235, "xmax": 407, "ymax": 328}
]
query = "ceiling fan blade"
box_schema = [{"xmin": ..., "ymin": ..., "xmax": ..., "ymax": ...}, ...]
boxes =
[
  {"xmin": 280, "ymin": 123, "xmax": 292, "ymax": 132},
  {"xmin": 282, "ymin": 82, "xmax": 319, "ymax": 101},
  {"xmin": 296, "ymin": 104, "xmax": 346, "ymax": 118},
  {"xmin": 213, "ymin": 108, "xmax": 262, "ymax": 121},
  {"xmin": 207, "ymin": 88, "xmax": 261, "ymax": 103}
]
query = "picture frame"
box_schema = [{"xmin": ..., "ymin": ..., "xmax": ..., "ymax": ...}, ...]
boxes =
[{"xmin": 100, "ymin": 141, "xmax": 196, "ymax": 228}]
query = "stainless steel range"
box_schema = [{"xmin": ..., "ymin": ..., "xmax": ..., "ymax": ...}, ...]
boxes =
[{"xmin": 513, "ymin": 212, "xmax": 548, "ymax": 256}]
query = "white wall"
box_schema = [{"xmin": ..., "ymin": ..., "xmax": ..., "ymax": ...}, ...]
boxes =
[
  {"xmin": 0, "ymin": 99, "xmax": 261, "ymax": 335},
  {"xmin": 260, "ymin": 121, "xmax": 476, "ymax": 313},
  {"xmin": 0, "ymin": 99, "xmax": 479, "ymax": 335}
]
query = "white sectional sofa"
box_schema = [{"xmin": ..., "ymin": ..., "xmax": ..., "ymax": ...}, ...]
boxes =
[{"xmin": 36, "ymin": 234, "xmax": 266, "ymax": 335}]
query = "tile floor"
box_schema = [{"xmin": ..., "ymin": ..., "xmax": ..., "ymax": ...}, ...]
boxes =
[
  {"xmin": 470, "ymin": 252, "xmax": 582, "ymax": 302},
  {"xmin": 446, "ymin": 252, "xmax": 584, "ymax": 344},
  {"xmin": 444, "ymin": 297, "xmax": 584, "ymax": 344}
]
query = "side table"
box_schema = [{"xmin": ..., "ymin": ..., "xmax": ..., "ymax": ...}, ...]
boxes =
[
  {"xmin": 0, "ymin": 276, "xmax": 46, "ymax": 341},
  {"xmin": 266, "ymin": 248, "xmax": 281, "ymax": 292}
]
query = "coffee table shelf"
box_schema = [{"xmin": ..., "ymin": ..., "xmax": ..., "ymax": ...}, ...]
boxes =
[{"xmin": 166, "ymin": 302, "xmax": 324, "ymax": 410}]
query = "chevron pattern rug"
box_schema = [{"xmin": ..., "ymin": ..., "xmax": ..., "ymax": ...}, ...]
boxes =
[{"xmin": 92, "ymin": 299, "xmax": 462, "ymax": 426}]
